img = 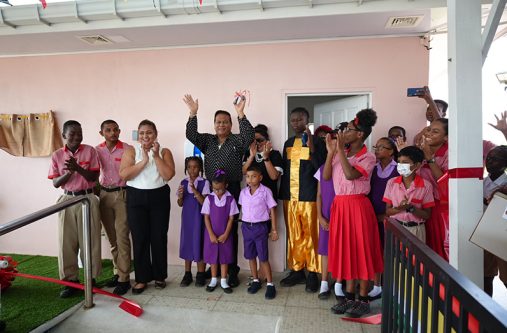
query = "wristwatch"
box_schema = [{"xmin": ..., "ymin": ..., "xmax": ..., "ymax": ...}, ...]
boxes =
[
  {"xmin": 426, "ymin": 158, "xmax": 435, "ymax": 164},
  {"xmin": 406, "ymin": 205, "xmax": 415, "ymax": 213}
]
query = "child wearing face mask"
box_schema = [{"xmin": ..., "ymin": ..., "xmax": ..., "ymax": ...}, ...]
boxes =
[{"xmin": 383, "ymin": 146, "xmax": 435, "ymax": 243}]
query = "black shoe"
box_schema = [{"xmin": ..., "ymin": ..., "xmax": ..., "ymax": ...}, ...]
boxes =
[
  {"xmin": 105, "ymin": 274, "xmax": 119, "ymax": 288},
  {"xmin": 132, "ymin": 283, "xmax": 146, "ymax": 294},
  {"xmin": 59, "ymin": 281, "xmax": 80, "ymax": 298},
  {"xmin": 265, "ymin": 285, "xmax": 277, "ymax": 300},
  {"xmin": 305, "ymin": 272, "xmax": 319, "ymax": 293},
  {"xmin": 331, "ymin": 297, "xmax": 355, "ymax": 315},
  {"xmin": 318, "ymin": 290, "xmax": 331, "ymax": 300},
  {"xmin": 247, "ymin": 281, "xmax": 262, "ymax": 294},
  {"xmin": 113, "ymin": 281, "xmax": 131, "ymax": 295},
  {"xmin": 280, "ymin": 270, "xmax": 306, "ymax": 287},
  {"xmin": 195, "ymin": 272, "xmax": 206, "ymax": 287},
  {"xmin": 155, "ymin": 280, "xmax": 166, "ymax": 289},
  {"xmin": 221, "ymin": 286, "xmax": 233, "ymax": 294},
  {"xmin": 228, "ymin": 273, "xmax": 240, "ymax": 288},
  {"xmin": 206, "ymin": 284, "xmax": 217, "ymax": 292},
  {"xmin": 180, "ymin": 272, "xmax": 193, "ymax": 287},
  {"xmin": 345, "ymin": 301, "xmax": 370, "ymax": 318}
]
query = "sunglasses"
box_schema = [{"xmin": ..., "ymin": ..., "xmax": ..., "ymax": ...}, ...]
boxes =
[{"xmin": 255, "ymin": 138, "xmax": 266, "ymax": 143}]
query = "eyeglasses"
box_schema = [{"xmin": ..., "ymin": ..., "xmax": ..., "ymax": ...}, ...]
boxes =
[
  {"xmin": 255, "ymin": 138, "xmax": 266, "ymax": 143},
  {"xmin": 373, "ymin": 145, "xmax": 393, "ymax": 151},
  {"xmin": 343, "ymin": 127, "xmax": 361, "ymax": 132}
]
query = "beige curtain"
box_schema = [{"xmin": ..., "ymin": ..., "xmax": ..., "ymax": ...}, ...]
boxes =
[{"xmin": 0, "ymin": 111, "xmax": 63, "ymax": 157}]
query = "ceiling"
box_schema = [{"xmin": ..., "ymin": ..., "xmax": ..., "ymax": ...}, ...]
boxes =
[{"xmin": 0, "ymin": 0, "xmax": 503, "ymax": 57}]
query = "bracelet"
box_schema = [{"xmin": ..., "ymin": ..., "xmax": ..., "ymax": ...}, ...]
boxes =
[{"xmin": 426, "ymin": 158, "xmax": 435, "ymax": 164}]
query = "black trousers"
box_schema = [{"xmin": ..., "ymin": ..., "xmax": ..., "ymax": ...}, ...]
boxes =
[{"xmin": 127, "ymin": 185, "xmax": 170, "ymax": 283}]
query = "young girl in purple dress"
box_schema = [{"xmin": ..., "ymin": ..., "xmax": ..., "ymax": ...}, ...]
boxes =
[
  {"xmin": 367, "ymin": 137, "xmax": 399, "ymax": 300},
  {"xmin": 201, "ymin": 170, "xmax": 239, "ymax": 294},
  {"xmin": 177, "ymin": 156, "xmax": 210, "ymax": 287}
]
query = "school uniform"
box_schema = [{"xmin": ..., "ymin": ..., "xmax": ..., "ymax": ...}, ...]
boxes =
[
  {"xmin": 383, "ymin": 175, "xmax": 435, "ymax": 243},
  {"xmin": 178, "ymin": 177, "xmax": 210, "ymax": 262},
  {"xmin": 328, "ymin": 145, "xmax": 383, "ymax": 281},
  {"xmin": 239, "ymin": 184, "xmax": 277, "ymax": 262},
  {"xmin": 314, "ymin": 166, "xmax": 335, "ymax": 256},
  {"xmin": 126, "ymin": 143, "xmax": 171, "ymax": 284},
  {"xmin": 418, "ymin": 143, "xmax": 448, "ymax": 261},
  {"xmin": 96, "ymin": 140, "xmax": 131, "ymax": 283},
  {"xmin": 201, "ymin": 191, "xmax": 239, "ymax": 265},
  {"xmin": 48, "ymin": 144, "xmax": 102, "ymax": 281},
  {"xmin": 279, "ymin": 136, "xmax": 325, "ymax": 273},
  {"xmin": 368, "ymin": 161, "xmax": 399, "ymax": 245}
]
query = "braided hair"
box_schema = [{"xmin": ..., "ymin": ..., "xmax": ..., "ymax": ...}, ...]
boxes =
[{"xmin": 184, "ymin": 156, "xmax": 204, "ymax": 176}]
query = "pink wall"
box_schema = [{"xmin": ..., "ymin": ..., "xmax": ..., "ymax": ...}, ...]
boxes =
[{"xmin": 0, "ymin": 37, "xmax": 429, "ymax": 272}]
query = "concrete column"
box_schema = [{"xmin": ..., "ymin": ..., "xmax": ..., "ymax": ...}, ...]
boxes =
[{"xmin": 447, "ymin": 0, "xmax": 484, "ymax": 286}]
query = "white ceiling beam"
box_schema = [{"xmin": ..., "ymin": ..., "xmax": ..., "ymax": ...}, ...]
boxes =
[
  {"xmin": 35, "ymin": 6, "xmax": 50, "ymax": 26},
  {"xmin": 74, "ymin": 1, "xmax": 87, "ymax": 24},
  {"xmin": 112, "ymin": 0, "xmax": 125, "ymax": 21},
  {"xmin": 0, "ymin": 8, "xmax": 16, "ymax": 29},
  {"xmin": 481, "ymin": 0, "xmax": 506, "ymax": 64}
]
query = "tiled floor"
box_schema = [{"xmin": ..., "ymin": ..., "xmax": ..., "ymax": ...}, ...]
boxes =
[{"xmin": 50, "ymin": 265, "xmax": 382, "ymax": 333}]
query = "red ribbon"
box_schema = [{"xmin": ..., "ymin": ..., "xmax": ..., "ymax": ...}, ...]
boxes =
[
  {"xmin": 40, "ymin": 0, "xmax": 46, "ymax": 9},
  {"xmin": 3, "ymin": 271, "xmax": 143, "ymax": 317},
  {"xmin": 447, "ymin": 167, "xmax": 483, "ymax": 180}
]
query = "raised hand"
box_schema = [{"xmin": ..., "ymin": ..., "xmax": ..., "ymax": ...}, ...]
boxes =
[
  {"xmin": 152, "ymin": 141, "xmax": 160, "ymax": 156},
  {"xmin": 395, "ymin": 136, "xmax": 408, "ymax": 151},
  {"xmin": 183, "ymin": 94, "xmax": 199, "ymax": 116},
  {"xmin": 325, "ymin": 133, "xmax": 337, "ymax": 154},
  {"xmin": 249, "ymin": 141, "xmax": 257, "ymax": 157},
  {"xmin": 177, "ymin": 185, "xmax": 184, "ymax": 199},
  {"xmin": 263, "ymin": 141, "xmax": 273, "ymax": 159},
  {"xmin": 233, "ymin": 92, "xmax": 246, "ymax": 117},
  {"xmin": 420, "ymin": 137, "xmax": 433, "ymax": 160},
  {"xmin": 488, "ymin": 111, "xmax": 507, "ymax": 135},
  {"xmin": 335, "ymin": 131, "xmax": 346, "ymax": 151}
]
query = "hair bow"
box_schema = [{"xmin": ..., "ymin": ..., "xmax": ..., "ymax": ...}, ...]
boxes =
[{"xmin": 214, "ymin": 169, "xmax": 226, "ymax": 178}]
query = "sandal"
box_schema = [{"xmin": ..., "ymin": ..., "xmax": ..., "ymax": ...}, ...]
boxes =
[{"xmin": 132, "ymin": 283, "xmax": 146, "ymax": 295}]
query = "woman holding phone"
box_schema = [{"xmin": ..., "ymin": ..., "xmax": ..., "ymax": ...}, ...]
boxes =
[{"xmin": 120, "ymin": 119, "xmax": 175, "ymax": 294}]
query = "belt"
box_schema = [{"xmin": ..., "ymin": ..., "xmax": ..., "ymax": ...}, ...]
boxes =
[
  {"xmin": 396, "ymin": 220, "xmax": 424, "ymax": 227},
  {"xmin": 240, "ymin": 220, "xmax": 269, "ymax": 227},
  {"xmin": 64, "ymin": 188, "xmax": 94, "ymax": 196},
  {"xmin": 101, "ymin": 186, "xmax": 127, "ymax": 192}
]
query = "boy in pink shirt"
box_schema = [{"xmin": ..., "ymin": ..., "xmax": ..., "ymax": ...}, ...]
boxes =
[
  {"xmin": 239, "ymin": 165, "xmax": 278, "ymax": 299},
  {"xmin": 384, "ymin": 146, "xmax": 435, "ymax": 243},
  {"xmin": 48, "ymin": 120, "xmax": 102, "ymax": 298},
  {"xmin": 96, "ymin": 120, "xmax": 132, "ymax": 295}
]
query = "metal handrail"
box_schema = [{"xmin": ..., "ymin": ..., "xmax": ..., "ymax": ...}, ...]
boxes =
[
  {"xmin": 0, "ymin": 196, "xmax": 94, "ymax": 309},
  {"xmin": 382, "ymin": 219, "xmax": 507, "ymax": 332}
]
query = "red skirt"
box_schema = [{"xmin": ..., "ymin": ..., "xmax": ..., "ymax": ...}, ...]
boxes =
[
  {"xmin": 328, "ymin": 194, "xmax": 384, "ymax": 281},
  {"xmin": 425, "ymin": 199, "xmax": 449, "ymax": 261}
]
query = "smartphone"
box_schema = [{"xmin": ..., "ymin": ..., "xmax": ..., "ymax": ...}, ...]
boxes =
[
  {"xmin": 407, "ymin": 87, "xmax": 425, "ymax": 97},
  {"xmin": 302, "ymin": 132, "xmax": 308, "ymax": 146}
]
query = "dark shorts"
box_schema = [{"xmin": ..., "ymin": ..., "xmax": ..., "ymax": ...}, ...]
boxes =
[{"xmin": 241, "ymin": 221, "xmax": 269, "ymax": 262}]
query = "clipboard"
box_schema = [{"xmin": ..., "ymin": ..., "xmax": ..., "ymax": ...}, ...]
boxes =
[{"xmin": 470, "ymin": 192, "xmax": 507, "ymax": 261}]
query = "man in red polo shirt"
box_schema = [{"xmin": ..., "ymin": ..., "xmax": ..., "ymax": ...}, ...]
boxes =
[
  {"xmin": 383, "ymin": 146, "xmax": 435, "ymax": 243},
  {"xmin": 96, "ymin": 120, "xmax": 132, "ymax": 295},
  {"xmin": 48, "ymin": 120, "xmax": 102, "ymax": 298}
]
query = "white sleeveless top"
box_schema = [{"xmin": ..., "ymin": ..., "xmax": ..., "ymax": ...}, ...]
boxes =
[{"xmin": 126, "ymin": 143, "xmax": 167, "ymax": 190}]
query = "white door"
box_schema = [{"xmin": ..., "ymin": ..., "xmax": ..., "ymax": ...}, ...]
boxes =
[{"xmin": 314, "ymin": 94, "xmax": 372, "ymax": 146}]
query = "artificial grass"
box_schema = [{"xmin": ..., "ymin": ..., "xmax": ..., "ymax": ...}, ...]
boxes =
[{"xmin": 1, "ymin": 254, "xmax": 114, "ymax": 333}]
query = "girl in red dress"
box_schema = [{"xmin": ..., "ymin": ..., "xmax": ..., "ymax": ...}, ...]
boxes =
[{"xmin": 323, "ymin": 108, "xmax": 383, "ymax": 318}]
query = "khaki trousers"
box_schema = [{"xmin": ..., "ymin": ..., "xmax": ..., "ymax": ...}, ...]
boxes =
[
  {"xmin": 99, "ymin": 189, "xmax": 131, "ymax": 282},
  {"xmin": 57, "ymin": 193, "xmax": 102, "ymax": 280},
  {"xmin": 403, "ymin": 224, "xmax": 426, "ymax": 244}
]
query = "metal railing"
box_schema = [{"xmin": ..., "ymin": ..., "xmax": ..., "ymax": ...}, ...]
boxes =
[
  {"xmin": 0, "ymin": 196, "xmax": 94, "ymax": 309},
  {"xmin": 382, "ymin": 219, "xmax": 507, "ymax": 333}
]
